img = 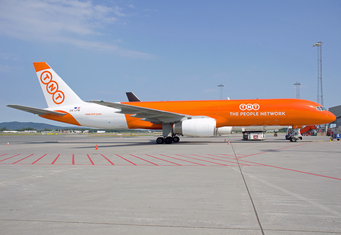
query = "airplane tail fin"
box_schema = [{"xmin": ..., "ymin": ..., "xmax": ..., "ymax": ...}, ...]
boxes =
[
  {"xmin": 33, "ymin": 62, "xmax": 83, "ymax": 108},
  {"xmin": 126, "ymin": 92, "xmax": 141, "ymax": 102}
]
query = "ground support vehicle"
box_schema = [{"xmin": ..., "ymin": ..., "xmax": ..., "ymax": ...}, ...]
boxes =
[{"xmin": 243, "ymin": 131, "xmax": 266, "ymax": 140}]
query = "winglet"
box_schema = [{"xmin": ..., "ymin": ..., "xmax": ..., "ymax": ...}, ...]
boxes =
[{"xmin": 33, "ymin": 62, "xmax": 50, "ymax": 72}]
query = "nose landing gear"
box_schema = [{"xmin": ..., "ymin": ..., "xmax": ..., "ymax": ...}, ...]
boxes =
[{"xmin": 286, "ymin": 128, "xmax": 303, "ymax": 142}]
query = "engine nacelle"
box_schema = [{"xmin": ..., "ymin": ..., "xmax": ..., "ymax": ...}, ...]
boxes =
[
  {"xmin": 217, "ymin": 126, "xmax": 233, "ymax": 135},
  {"xmin": 173, "ymin": 118, "xmax": 216, "ymax": 137}
]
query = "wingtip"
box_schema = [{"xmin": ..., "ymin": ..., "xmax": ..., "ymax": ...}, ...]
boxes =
[
  {"xmin": 33, "ymin": 62, "xmax": 50, "ymax": 72},
  {"xmin": 87, "ymin": 100, "xmax": 104, "ymax": 103}
]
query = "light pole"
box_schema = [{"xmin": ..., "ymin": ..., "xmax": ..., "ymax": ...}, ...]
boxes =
[
  {"xmin": 294, "ymin": 82, "xmax": 301, "ymax": 99},
  {"xmin": 313, "ymin": 41, "xmax": 323, "ymax": 105},
  {"xmin": 217, "ymin": 83, "xmax": 224, "ymax": 100}
]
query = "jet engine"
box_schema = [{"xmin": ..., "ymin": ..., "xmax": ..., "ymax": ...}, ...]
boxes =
[
  {"xmin": 217, "ymin": 126, "xmax": 233, "ymax": 135},
  {"xmin": 173, "ymin": 117, "xmax": 216, "ymax": 137}
]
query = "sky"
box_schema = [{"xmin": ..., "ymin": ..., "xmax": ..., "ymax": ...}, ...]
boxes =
[{"xmin": 0, "ymin": 0, "xmax": 340, "ymax": 126}]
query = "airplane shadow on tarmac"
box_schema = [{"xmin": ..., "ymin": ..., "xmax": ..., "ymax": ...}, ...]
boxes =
[
  {"xmin": 22, "ymin": 138, "xmax": 309, "ymax": 147},
  {"xmin": 22, "ymin": 140, "xmax": 217, "ymax": 148},
  {"xmin": 74, "ymin": 140, "xmax": 217, "ymax": 148}
]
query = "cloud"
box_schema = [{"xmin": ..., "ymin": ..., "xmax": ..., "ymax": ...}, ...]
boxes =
[
  {"xmin": 0, "ymin": 64, "xmax": 13, "ymax": 72},
  {"xmin": 0, "ymin": 0, "xmax": 154, "ymax": 59},
  {"xmin": 0, "ymin": 53, "xmax": 18, "ymax": 61},
  {"xmin": 145, "ymin": 9, "xmax": 158, "ymax": 12},
  {"xmin": 57, "ymin": 37, "xmax": 155, "ymax": 59}
]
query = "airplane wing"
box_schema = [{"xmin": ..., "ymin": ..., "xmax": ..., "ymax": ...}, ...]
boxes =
[
  {"xmin": 7, "ymin": 105, "xmax": 66, "ymax": 116},
  {"xmin": 88, "ymin": 100, "xmax": 187, "ymax": 123}
]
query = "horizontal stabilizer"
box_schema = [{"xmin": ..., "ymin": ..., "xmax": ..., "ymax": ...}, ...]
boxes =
[
  {"xmin": 88, "ymin": 100, "xmax": 186, "ymax": 123},
  {"xmin": 7, "ymin": 105, "xmax": 66, "ymax": 116}
]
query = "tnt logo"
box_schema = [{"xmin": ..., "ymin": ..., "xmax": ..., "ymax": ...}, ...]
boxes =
[
  {"xmin": 239, "ymin": 103, "xmax": 260, "ymax": 111},
  {"xmin": 40, "ymin": 71, "xmax": 65, "ymax": 105}
]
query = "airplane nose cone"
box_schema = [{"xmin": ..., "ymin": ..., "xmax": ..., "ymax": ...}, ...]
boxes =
[{"xmin": 326, "ymin": 111, "xmax": 336, "ymax": 123}]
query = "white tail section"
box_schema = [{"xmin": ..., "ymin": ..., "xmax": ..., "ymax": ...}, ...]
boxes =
[{"xmin": 33, "ymin": 62, "xmax": 83, "ymax": 108}]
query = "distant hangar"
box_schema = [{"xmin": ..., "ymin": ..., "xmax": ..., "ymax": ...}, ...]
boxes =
[{"xmin": 329, "ymin": 105, "xmax": 341, "ymax": 128}]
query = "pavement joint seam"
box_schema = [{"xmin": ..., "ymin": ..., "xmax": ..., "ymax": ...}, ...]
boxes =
[
  {"xmin": 0, "ymin": 218, "xmax": 338, "ymax": 233},
  {"xmin": 231, "ymin": 143, "xmax": 265, "ymax": 235},
  {"xmin": 0, "ymin": 218, "xmax": 265, "ymax": 231}
]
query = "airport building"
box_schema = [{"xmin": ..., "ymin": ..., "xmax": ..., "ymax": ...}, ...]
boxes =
[{"xmin": 329, "ymin": 105, "xmax": 341, "ymax": 128}]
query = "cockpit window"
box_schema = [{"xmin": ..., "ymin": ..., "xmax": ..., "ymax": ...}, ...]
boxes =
[{"xmin": 316, "ymin": 106, "xmax": 326, "ymax": 111}]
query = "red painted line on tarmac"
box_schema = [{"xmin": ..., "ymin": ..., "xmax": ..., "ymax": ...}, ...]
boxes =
[
  {"xmin": 100, "ymin": 154, "xmax": 114, "ymax": 165},
  {"xmin": 219, "ymin": 154, "xmax": 237, "ymax": 158},
  {"xmin": 87, "ymin": 154, "xmax": 95, "ymax": 165},
  {"xmin": 128, "ymin": 154, "xmax": 157, "ymax": 165},
  {"xmin": 13, "ymin": 154, "xmax": 34, "ymax": 164},
  {"xmin": 175, "ymin": 154, "xmax": 228, "ymax": 166},
  {"xmin": 207, "ymin": 154, "xmax": 253, "ymax": 166},
  {"xmin": 194, "ymin": 154, "xmax": 248, "ymax": 166},
  {"xmin": 32, "ymin": 154, "xmax": 47, "ymax": 164},
  {"xmin": 0, "ymin": 154, "xmax": 8, "ymax": 158},
  {"xmin": 72, "ymin": 154, "xmax": 75, "ymax": 165},
  {"xmin": 160, "ymin": 154, "xmax": 206, "ymax": 166},
  {"xmin": 130, "ymin": 154, "xmax": 158, "ymax": 166},
  {"xmin": 0, "ymin": 154, "xmax": 21, "ymax": 163},
  {"xmin": 145, "ymin": 154, "xmax": 182, "ymax": 166},
  {"xmin": 237, "ymin": 143, "xmax": 309, "ymax": 159},
  {"xmin": 237, "ymin": 158, "xmax": 341, "ymax": 181},
  {"xmin": 115, "ymin": 154, "xmax": 136, "ymax": 166},
  {"xmin": 51, "ymin": 154, "xmax": 60, "ymax": 165}
]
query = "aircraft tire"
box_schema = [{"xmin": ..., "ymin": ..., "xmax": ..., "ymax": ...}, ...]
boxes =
[
  {"xmin": 173, "ymin": 136, "xmax": 180, "ymax": 143},
  {"xmin": 165, "ymin": 136, "xmax": 173, "ymax": 144},
  {"xmin": 156, "ymin": 137, "xmax": 164, "ymax": 144}
]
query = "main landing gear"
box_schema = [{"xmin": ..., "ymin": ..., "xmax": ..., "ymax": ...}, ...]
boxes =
[
  {"xmin": 156, "ymin": 136, "xmax": 180, "ymax": 144},
  {"xmin": 155, "ymin": 123, "xmax": 180, "ymax": 144}
]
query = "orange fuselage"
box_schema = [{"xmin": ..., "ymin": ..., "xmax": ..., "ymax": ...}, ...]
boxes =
[{"xmin": 122, "ymin": 98, "xmax": 336, "ymax": 129}]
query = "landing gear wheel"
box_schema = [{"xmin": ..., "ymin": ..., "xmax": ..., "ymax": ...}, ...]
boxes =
[
  {"xmin": 156, "ymin": 137, "xmax": 164, "ymax": 144},
  {"xmin": 172, "ymin": 136, "xmax": 180, "ymax": 143},
  {"xmin": 165, "ymin": 136, "xmax": 173, "ymax": 144},
  {"xmin": 290, "ymin": 137, "xmax": 297, "ymax": 142}
]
